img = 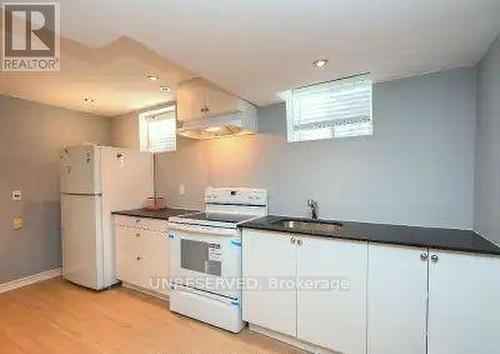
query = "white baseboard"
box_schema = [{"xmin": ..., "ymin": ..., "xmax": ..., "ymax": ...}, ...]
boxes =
[
  {"xmin": 121, "ymin": 281, "xmax": 170, "ymax": 302},
  {"xmin": 0, "ymin": 268, "xmax": 62, "ymax": 294},
  {"xmin": 249, "ymin": 324, "xmax": 339, "ymax": 354}
]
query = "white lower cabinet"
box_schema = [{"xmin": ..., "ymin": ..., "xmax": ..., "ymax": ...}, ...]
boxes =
[
  {"xmin": 114, "ymin": 216, "xmax": 169, "ymax": 296},
  {"xmin": 367, "ymin": 244, "xmax": 428, "ymax": 354},
  {"xmin": 368, "ymin": 244, "xmax": 500, "ymax": 354},
  {"xmin": 243, "ymin": 229, "xmax": 500, "ymax": 354},
  {"xmin": 242, "ymin": 230, "xmax": 297, "ymax": 337},
  {"xmin": 116, "ymin": 248, "xmax": 152, "ymax": 290},
  {"xmin": 297, "ymin": 236, "xmax": 368, "ymax": 354},
  {"xmin": 427, "ymin": 249, "xmax": 500, "ymax": 354},
  {"xmin": 242, "ymin": 229, "xmax": 368, "ymax": 353}
]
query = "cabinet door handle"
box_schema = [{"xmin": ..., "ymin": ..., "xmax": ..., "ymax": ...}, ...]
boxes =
[
  {"xmin": 297, "ymin": 239, "xmax": 303, "ymax": 246},
  {"xmin": 420, "ymin": 253, "xmax": 428, "ymax": 261},
  {"xmin": 136, "ymin": 256, "xmax": 143, "ymax": 261},
  {"xmin": 431, "ymin": 254, "xmax": 439, "ymax": 262},
  {"xmin": 290, "ymin": 237, "xmax": 296, "ymax": 244},
  {"xmin": 135, "ymin": 233, "xmax": 140, "ymax": 237}
]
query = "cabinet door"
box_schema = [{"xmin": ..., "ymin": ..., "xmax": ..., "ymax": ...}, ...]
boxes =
[
  {"xmin": 297, "ymin": 237, "xmax": 368, "ymax": 354},
  {"xmin": 117, "ymin": 249, "xmax": 148, "ymax": 287},
  {"xmin": 177, "ymin": 78, "xmax": 207, "ymax": 121},
  {"xmin": 367, "ymin": 244, "xmax": 428, "ymax": 354},
  {"xmin": 137, "ymin": 229, "xmax": 169, "ymax": 257},
  {"xmin": 115, "ymin": 223, "xmax": 168, "ymax": 292},
  {"xmin": 177, "ymin": 77, "xmax": 246, "ymax": 121},
  {"xmin": 242, "ymin": 229, "xmax": 297, "ymax": 337},
  {"xmin": 428, "ymin": 250, "xmax": 500, "ymax": 354},
  {"xmin": 204, "ymin": 82, "xmax": 244, "ymax": 117}
]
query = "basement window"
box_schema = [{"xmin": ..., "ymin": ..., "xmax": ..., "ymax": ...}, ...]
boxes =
[
  {"xmin": 139, "ymin": 105, "xmax": 177, "ymax": 153},
  {"xmin": 285, "ymin": 75, "xmax": 373, "ymax": 143}
]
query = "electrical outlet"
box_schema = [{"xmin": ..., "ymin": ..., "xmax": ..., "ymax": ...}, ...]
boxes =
[
  {"xmin": 12, "ymin": 190, "xmax": 22, "ymax": 200},
  {"xmin": 179, "ymin": 184, "xmax": 186, "ymax": 195}
]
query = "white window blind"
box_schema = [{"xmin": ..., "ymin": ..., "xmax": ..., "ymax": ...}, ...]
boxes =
[
  {"xmin": 146, "ymin": 111, "xmax": 177, "ymax": 153},
  {"xmin": 286, "ymin": 75, "xmax": 373, "ymax": 142}
]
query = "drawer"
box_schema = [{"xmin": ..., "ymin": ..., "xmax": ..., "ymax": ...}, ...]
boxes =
[
  {"xmin": 116, "ymin": 248, "xmax": 169, "ymax": 294},
  {"xmin": 114, "ymin": 215, "xmax": 139, "ymax": 227},
  {"xmin": 114, "ymin": 215, "xmax": 168, "ymax": 232},
  {"xmin": 116, "ymin": 248, "xmax": 152, "ymax": 290},
  {"xmin": 139, "ymin": 229, "xmax": 169, "ymax": 257},
  {"xmin": 141, "ymin": 218, "xmax": 169, "ymax": 232},
  {"xmin": 116, "ymin": 226, "xmax": 141, "ymax": 252},
  {"xmin": 116, "ymin": 226, "xmax": 169, "ymax": 257}
]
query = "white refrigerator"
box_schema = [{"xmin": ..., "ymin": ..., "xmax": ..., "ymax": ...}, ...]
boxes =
[{"xmin": 60, "ymin": 144, "xmax": 153, "ymax": 290}]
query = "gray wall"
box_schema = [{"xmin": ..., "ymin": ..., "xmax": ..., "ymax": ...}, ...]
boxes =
[
  {"xmin": 156, "ymin": 67, "xmax": 477, "ymax": 228},
  {"xmin": 475, "ymin": 35, "xmax": 500, "ymax": 244},
  {"xmin": 0, "ymin": 96, "xmax": 111, "ymax": 284},
  {"xmin": 111, "ymin": 110, "xmax": 141, "ymax": 150}
]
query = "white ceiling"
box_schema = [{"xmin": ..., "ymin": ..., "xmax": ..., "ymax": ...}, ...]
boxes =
[
  {"xmin": 0, "ymin": 35, "xmax": 196, "ymax": 116},
  {"xmin": 2, "ymin": 0, "xmax": 500, "ymax": 116}
]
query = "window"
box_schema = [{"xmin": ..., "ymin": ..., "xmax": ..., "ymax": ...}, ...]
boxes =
[
  {"xmin": 285, "ymin": 75, "xmax": 373, "ymax": 143},
  {"xmin": 139, "ymin": 105, "xmax": 177, "ymax": 153}
]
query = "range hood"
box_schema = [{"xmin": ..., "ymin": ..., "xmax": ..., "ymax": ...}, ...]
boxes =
[{"xmin": 177, "ymin": 110, "xmax": 258, "ymax": 140}]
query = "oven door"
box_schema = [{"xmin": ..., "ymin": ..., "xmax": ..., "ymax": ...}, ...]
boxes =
[{"xmin": 168, "ymin": 222, "xmax": 241, "ymax": 300}]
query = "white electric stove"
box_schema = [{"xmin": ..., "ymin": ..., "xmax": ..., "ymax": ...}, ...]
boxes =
[{"xmin": 168, "ymin": 187, "xmax": 268, "ymax": 333}]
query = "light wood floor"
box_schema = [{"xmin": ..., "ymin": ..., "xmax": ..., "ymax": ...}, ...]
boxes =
[{"xmin": 0, "ymin": 277, "xmax": 301, "ymax": 354}]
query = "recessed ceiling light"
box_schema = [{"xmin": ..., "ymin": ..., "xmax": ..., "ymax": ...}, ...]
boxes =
[
  {"xmin": 147, "ymin": 74, "xmax": 159, "ymax": 81},
  {"xmin": 160, "ymin": 85, "xmax": 171, "ymax": 93},
  {"xmin": 312, "ymin": 59, "xmax": 329, "ymax": 68}
]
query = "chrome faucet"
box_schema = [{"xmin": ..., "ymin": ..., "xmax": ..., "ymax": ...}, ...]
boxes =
[{"xmin": 307, "ymin": 199, "xmax": 319, "ymax": 220}]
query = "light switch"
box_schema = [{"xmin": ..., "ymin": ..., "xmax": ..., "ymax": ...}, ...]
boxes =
[
  {"xmin": 179, "ymin": 184, "xmax": 186, "ymax": 195},
  {"xmin": 13, "ymin": 217, "xmax": 24, "ymax": 230},
  {"xmin": 12, "ymin": 190, "xmax": 22, "ymax": 200}
]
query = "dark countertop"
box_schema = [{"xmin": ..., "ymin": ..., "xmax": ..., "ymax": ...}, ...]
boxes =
[
  {"xmin": 241, "ymin": 215, "xmax": 500, "ymax": 256},
  {"xmin": 112, "ymin": 207, "xmax": 196, "ymax": 220}
]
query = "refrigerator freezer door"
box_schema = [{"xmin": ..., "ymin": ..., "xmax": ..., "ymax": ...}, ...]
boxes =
[
  {"xmin": 60, "ymin": 145, "xmax": 102, "ymax": 194},
  {"xmin": 61, "ymin": 194, "xmax": 103, "ymax": 290}
]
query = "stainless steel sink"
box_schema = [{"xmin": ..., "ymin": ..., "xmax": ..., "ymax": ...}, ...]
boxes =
[{"xmin": 277, "ymin": 219, "xmax": 343, "ymax": 234}]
